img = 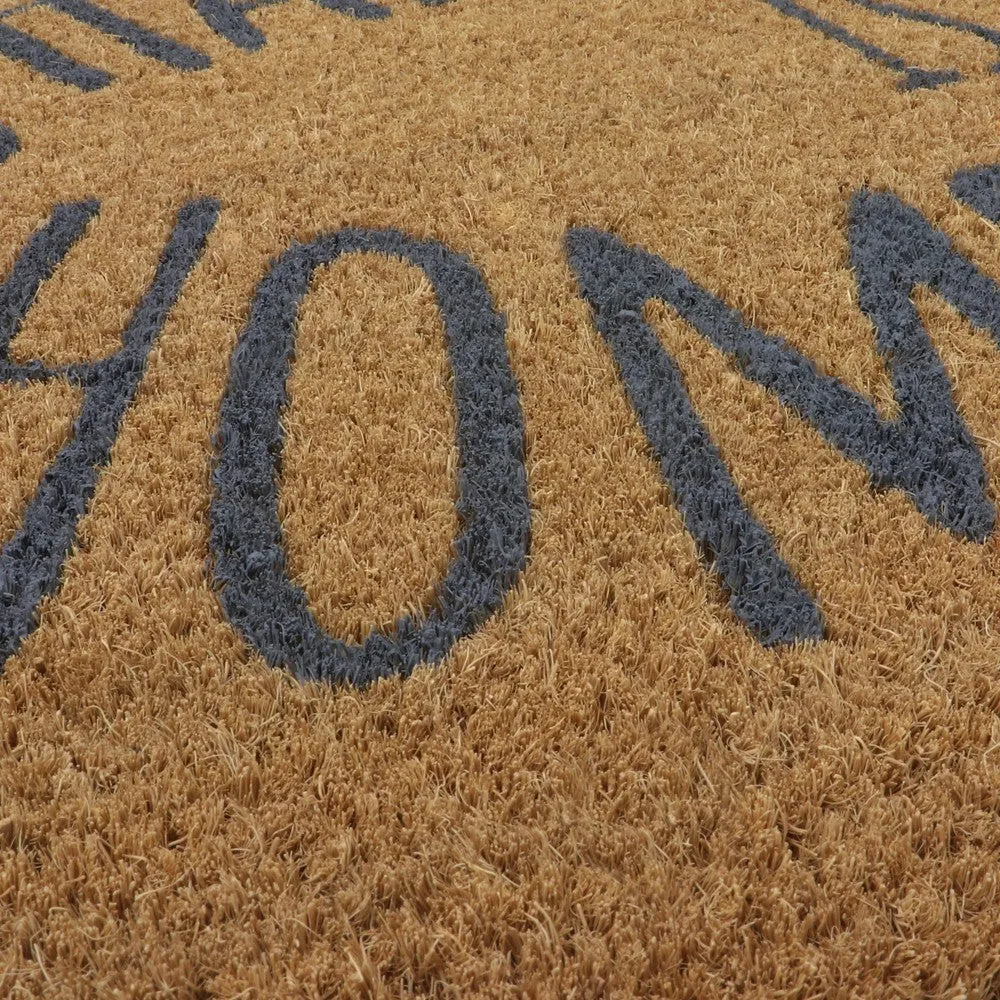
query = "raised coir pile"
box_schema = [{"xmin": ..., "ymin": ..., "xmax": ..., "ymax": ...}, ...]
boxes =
[{"xmin": 2, "ymin": 1, "xmax": 1000, "ymax": 995}]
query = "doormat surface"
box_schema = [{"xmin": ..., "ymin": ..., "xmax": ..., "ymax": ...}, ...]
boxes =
[{"xmin": 2, "ymin": 0, "xmax": 1000, "ymax": 996}]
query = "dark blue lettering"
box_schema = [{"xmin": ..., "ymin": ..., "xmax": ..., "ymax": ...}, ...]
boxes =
[
  {"xmin": 950, "ymin": 164, "xmax": 1000, "ymax": 222},
  {"xmin": 844, "ymin": 0, "xmax": 1000, "ymax": 75},
  {"xmin": 567, "ymin": 187, "xmax": 1000, "ymax": 644},
  {"xmin": 0, "ymin": 121, "xmax": 18, "ymax": 163},
  {"xmin": 210, "ymin": 229, "xmax": 530, "ymax": 687},
  {"xmin": 0, "ymin": 0, "xmax": 209, "ymax": 89},
  {"xmin": 195, "ymin": 0, "xmax": 451, "ymax": 51},
  {"xmin": 0, "ymin": 197, "xmax": 219, "ymax": 670},
  {"xmin": 760, "ymin": 0, "xmax": 1000, "ymax": 89}
]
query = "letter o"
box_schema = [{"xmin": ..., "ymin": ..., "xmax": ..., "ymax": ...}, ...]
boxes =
[{"xmin": 210, "ymin": 229, "xmax": 530, "ymax": 686}]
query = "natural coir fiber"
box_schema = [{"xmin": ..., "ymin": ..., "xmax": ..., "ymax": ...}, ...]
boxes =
[{"xmin": 1, "ymin": 0, "xmax": 1000, "ymax": 996}]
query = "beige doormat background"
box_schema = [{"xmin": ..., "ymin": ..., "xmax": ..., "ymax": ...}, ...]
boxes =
[{"xmin": 1, "ymin": 0, "xmax": 1000, "ymax": 995}]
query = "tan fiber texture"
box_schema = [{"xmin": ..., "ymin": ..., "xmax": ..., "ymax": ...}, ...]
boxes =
[{"xmin": 1, "ymin": 0, "xmax": 1000, "ymax": 996}]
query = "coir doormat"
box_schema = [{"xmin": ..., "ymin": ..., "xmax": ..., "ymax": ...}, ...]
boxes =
[{"xmin": 1, "ymin": 0, "xmax": 1000, "ymax": 996}]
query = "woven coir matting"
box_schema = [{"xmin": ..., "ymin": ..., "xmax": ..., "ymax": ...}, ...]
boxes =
[{"xmin": 2, "ymin": 0, "xmax": 1000, "ymax": 996}]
